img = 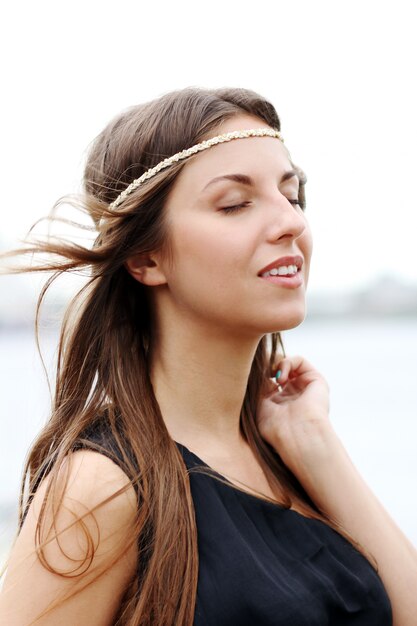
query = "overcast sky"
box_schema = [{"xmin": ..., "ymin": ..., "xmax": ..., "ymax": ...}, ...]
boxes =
[{"xmin": 1, "ymin": 0, "xmax": 416, "ymax": 294}]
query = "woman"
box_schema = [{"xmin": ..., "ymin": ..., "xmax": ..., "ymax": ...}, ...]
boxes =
[{"xmin": 0, "ymin": 86, "xmax": 416, "ymax": 625}]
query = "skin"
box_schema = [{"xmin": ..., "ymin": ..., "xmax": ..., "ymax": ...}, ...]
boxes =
[
  {"xmin": 1, "ymin": 114, "xmax": 416, "ymax": 624},
  {"xmin": 127, "ymin": 113, "xmax": 313, "ymax": 474},
  {"xmin": 127, "ymin": 113, "xmax": 417, "ymax": 624},
  {"xmin": 0, "ymin": 451, "xmax": 139, "ymax": 625}
]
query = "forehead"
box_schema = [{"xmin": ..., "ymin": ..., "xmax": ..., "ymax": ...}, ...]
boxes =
[{"xmin": 170, "ymin": 116, "xmax": 295, "ymax": 197}]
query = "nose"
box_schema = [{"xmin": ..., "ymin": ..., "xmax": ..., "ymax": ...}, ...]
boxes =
[{"xmin": 265, "ymin": 194, "xmax": 307, "ymax": 243}]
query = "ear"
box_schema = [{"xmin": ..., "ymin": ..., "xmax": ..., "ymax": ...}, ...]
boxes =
[{"xmin": 125, "ymin": 252, "xmax": 167, "ymax": 287}]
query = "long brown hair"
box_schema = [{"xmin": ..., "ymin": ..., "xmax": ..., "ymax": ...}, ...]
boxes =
[{"xmin": 3, "ymin": 87, "xmax": 339, "ymax": 625}]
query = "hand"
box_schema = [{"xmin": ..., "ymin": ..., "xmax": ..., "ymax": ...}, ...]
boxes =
[{"xmin": 256, "ymin": 355, "xmax": 331, "ymax": 466}]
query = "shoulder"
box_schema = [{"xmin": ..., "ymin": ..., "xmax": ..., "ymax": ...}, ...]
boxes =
[
  {"xmin": 30, "ymin": 448, "xmax": 139, "ymax": 531},
  {"xmin": 58, "ymin": 448, "xmax": 138, "ymax": 512},
  {"xmin": 33, "ymin": 449, "xmax": 139, "ymax": 568},
  {"xmin": 0, "ymin": 450, "xmax": 138, "ymax": 625}
]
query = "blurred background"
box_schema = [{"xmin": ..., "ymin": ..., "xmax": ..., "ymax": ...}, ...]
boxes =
[{"xmin": 1, "ymin": 0, "xmax": 416, "ymax": 565}]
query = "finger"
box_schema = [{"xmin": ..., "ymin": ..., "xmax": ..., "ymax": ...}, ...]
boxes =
[
  {"xmin": 283, "ymin": 355, "xmax": 317, "ymax": 378},
  {"xmin": 265, "ymin": 375, "xmax": 284, "ymax": 395},
  {"xmin": 272, "ymin": 358, "xmax": 291, "ymax": 385},
  {"xmin": 273, "ymin": 355, "xmax": 318, "ymax": 389}
]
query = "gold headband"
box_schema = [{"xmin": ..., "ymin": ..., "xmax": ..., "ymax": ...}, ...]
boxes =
[{"xmin": 109, "ymin": 127, "xmax": 284, "ymax": 210}]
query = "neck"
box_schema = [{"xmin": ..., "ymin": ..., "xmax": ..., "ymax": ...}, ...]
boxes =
[{"xmin": 149, "ymin": 319, "xmax": 260, "ymax": 452}]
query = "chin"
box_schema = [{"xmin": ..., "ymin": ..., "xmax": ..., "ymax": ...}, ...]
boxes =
[
  {"xmin": 269, "ymin": 307, "xmax": 307, "ymax": 333},
  {"xmin": 278, "ymin": 317, "xmax": 306, "ymax": 332}
]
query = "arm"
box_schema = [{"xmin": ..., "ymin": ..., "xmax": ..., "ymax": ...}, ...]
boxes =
[
  {"xmin": 0, "ymin": 450, "xmax": 138, "ymax": 626},
  {"xmin": 256, "ymin": 356, "xmax": 417, "ymax": 626}
]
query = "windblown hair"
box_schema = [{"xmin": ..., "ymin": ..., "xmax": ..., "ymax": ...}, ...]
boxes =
[{"xmin": 3, "ymin": 86, "xmax": 335, "ymax": 625}]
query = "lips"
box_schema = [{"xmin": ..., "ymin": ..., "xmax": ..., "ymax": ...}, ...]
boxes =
[{"xmin": 257, "ymin": 254, "xmax": 304, "ymax": 276}]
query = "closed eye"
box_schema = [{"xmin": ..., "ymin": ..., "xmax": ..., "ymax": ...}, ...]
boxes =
[
  {"xmin": 220, "ymin": 201, "xmax": 252, "ymax": 214},
  {"xmin": 220, "ymin": 198, "xmax": 305, "ymax": 214}
]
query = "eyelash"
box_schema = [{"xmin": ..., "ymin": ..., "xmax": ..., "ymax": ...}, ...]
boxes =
[{"xmin": 221, "ymin": 199, "xmax": 304, "ymax": 214}]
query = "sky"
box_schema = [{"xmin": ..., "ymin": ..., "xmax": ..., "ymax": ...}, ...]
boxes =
[{"xmin": 1, "ymin": 0, "xmax": 416, "ymax": 294}]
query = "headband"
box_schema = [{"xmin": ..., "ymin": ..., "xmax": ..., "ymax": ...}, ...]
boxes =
[{"xmin": 109, "ymin": 127, "xmax": 284, "ymax": 211}]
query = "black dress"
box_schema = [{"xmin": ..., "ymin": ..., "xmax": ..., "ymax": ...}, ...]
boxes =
[{"xmin": 73, "ymin": 421, "xmax": 392, "ymax": 626}]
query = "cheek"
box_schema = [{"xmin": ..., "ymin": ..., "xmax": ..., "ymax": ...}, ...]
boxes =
[
  {"xmin": 169, "ymin": 217, "xmax": 246, "ymax": 275},
  {"xmin": 164, "ymin": 219, "xmax": 249, "ymax": 322}
]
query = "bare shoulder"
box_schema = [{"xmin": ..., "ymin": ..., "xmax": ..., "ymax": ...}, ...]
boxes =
[
  {"xmin": 52, "ymin": 448, "xmax": 138, "ymax": 515},
  {"xmin": 0, "ymin": 450, "xmax": 139, "ymax": 626}
]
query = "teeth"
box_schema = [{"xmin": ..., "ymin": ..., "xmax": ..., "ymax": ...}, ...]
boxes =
[{"xmin": 262, "ymin": 264, "xmax": 298, "ymax": 277}]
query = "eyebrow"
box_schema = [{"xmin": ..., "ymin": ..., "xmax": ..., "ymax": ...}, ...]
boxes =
[{"xmin": 201, "ymin": 168, "xmax": 306, "ymax": 193}]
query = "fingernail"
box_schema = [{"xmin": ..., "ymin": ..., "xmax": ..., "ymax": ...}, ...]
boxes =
[{"xmin": 275, "ymin": 370, "xmax": 282, "ymax": 381}]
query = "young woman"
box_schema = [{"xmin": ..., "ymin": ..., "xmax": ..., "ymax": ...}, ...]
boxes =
[{"xmin": 0, "ymin": 86, "xmax": 416, "ymax": 625}]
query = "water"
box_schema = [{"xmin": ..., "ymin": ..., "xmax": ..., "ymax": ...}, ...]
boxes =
[{"xmin": 1, "ymin": 318, "xmax": 416, "ymax": 562}]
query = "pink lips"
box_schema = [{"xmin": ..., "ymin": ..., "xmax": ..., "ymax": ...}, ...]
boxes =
[
  {"xmin": 258, "ymin": 254, "xmax": 304, "ymax": 289},
  {"xmin": 258, "ymin": 254, "xmax": 304, "ymax": 276},
  {"xmin": 260, "ymin": 273, "xmax": 303, "ymax": 288}
]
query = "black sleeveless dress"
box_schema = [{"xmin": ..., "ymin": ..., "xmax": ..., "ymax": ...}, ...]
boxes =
[{"xmin": 72, "ymin": 420, "xmax": 392, "ymax": 626}]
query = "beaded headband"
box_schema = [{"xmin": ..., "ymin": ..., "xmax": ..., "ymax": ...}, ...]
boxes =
[{"xmin": 109, "ymin": 128, "xmax": 284, "ymax": 210}]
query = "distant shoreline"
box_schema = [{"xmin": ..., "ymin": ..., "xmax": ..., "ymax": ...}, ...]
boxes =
[{"xmin": 1, "ymin": 311, "xmax": 417, "ymax": 333}]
